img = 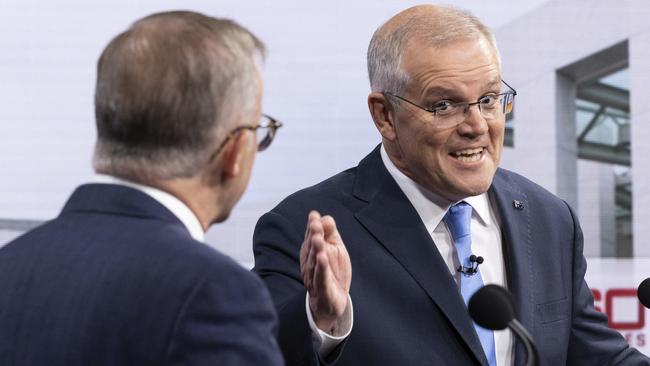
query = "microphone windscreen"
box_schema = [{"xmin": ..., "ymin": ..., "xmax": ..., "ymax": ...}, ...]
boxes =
[
  {"xmin": 638, "ymin": 278, "xmax": 650, "ymax": 308},
  {"xmin": 468, "ymin": 284, "xmax": 515, "ymax": 330}
]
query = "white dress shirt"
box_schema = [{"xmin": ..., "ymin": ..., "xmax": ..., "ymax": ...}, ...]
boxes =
[
  {"xmin": 93, "ymin": 174, "xmax": 205, "ymax": 242},
  {"xmin": 380, "ymin": 146, "xmax": 514, "ymax": 366}
]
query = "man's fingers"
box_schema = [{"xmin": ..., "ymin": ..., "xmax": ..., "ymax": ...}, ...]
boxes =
[
  {"xmin": 300, "ymin": 242, "xmax": 312, "ymax": 285},
  {"xmin": 304, "ymin": 210, "xmax": 321, "ymax": 240},
  {"xmin": 302, "ymin": 211, "xmax": 350, "ymax": 309},
  {"xmin": 299, "ymin": 236, "xmax": 309, "ymax": 268},
  {"xmin": 303, "ymin": 222, "xmax": 327, "ymax": 289},
  {"xmin": 312, "ymin": 251, "xmax": 330, "ymax": 297},
  {"xmin": 303, "ymin": 238, "xmax": 316, "ymax": 289},
  {"xmin": 300, "ymin": 211, "xmax": 323, "ymax": 281},
  {"xmin": 321, "ymin": 215, "xmax": 343, "ymax": 245}
]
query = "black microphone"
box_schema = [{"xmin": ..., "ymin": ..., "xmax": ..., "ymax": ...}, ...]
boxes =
[
  {"xmin": 468, "ymin": 284, "xmax": 539, "ymax": 366},
  {"xmin": 638, "ymin": 278, "xmax": 650, "ymax": 308},
  {"xmin": 457, "ymin": 255, "xmax": 484, "ymax": 276}
]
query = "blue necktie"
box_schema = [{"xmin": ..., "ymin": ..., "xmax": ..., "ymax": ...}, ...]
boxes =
[{"xmin": 444, "ymin": 202, "xmax": 496, "ymax": 366}]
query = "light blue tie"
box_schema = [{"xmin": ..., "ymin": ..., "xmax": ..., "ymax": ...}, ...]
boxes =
[{"xmin": 444, "ymin": 202, "xmax": 496, "ymax": 366}]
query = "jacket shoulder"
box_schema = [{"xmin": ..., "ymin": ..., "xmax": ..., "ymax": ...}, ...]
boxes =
[{"xmin": 274, "ymin": 166, "xmax": 357, "ymax": 213}]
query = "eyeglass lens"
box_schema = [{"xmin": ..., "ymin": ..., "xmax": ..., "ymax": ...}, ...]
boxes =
[{"xmin": 255, "ymin": 115, "xmax": 279, "ymax": 151}]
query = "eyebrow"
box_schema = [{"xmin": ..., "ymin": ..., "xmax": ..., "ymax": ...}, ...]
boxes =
[
  {"xmin": 484, "ymin": 79, "xmax": 501, "ymax": 90},
  {"xmin": 484, "ymin": 79, "xmax": 503, "ymax": 93}
]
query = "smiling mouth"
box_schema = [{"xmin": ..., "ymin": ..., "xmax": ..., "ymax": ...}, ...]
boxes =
[{"xmin": 450, "ymin": 147, "xmax": 485, "ymax": 162}]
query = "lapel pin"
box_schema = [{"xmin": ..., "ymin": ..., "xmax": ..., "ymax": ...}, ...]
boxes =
[{"xmin": 512, "ymin": 200, "xmax": 524, "ymax": 210}]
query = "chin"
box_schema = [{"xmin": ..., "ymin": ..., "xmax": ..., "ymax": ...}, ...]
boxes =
[
  {"xmin": 212, "ymin": 210, "xmax": 232, "ymax": 224},
  {"xmin": 461, "ymin": 169, "xmax": 497, "ymax": 193},
  {"xmin": 453, "ymin": 178, "xmax": 493, "ymax": 198},
  {"xmin": 463, "ymin": 186, "xmax": 490, "ymax": 197}
]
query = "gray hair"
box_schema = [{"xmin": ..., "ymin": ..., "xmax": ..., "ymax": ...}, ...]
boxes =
[
  {"xmin": 367, "ymin": 5, "xmax": 500, "ymax": 95},
  {"xmin": 93, "ymin": 11, "xmax": 265, "ymax": 182}
]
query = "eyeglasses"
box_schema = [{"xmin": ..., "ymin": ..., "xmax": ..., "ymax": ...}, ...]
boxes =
[
  {"xmin": 384, "ymin": 80, "xmax": 517, "ymax": 129},
  {"xmin": 213, "ymin": 114, "xmax": 283, "ymax": 157}
]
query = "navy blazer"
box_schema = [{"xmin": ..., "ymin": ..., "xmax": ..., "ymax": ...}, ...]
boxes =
[
  {"xmin": 0, "ymin": 184, "xmax": 283, "ymax": 366},
  {"xmin": 253, "ymin": 145, "xmax": 648, "ymax": 365}
]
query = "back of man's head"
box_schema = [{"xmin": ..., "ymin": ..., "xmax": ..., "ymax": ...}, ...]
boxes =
[
  {"xmin": 367, "ymin": 4, "xmax": 500, "ymax": 95},
  {"xmin": 94, "ymin": 11, "xmax": 265, "ymax": 183}
]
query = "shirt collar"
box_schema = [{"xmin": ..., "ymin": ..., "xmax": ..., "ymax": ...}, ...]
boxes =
[
  {"xmin": 93, "ymin": 174, "xmax": 205, "ymax": 242},
  {"xmin": 379, "ymin": 145, "xmax": 492, "ymax": 232}
]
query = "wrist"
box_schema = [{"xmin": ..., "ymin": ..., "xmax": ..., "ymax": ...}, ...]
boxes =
[{"xmin": 314, "ymin": 316, "xmax": 336, "ymax": 334}]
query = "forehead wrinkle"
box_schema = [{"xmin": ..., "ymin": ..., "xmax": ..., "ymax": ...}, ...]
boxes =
[
  {"xmin": 402, "ymin": 36, "xmax": 501, "ymax": 98},
  {"xmin": 410, "ymin": 62, "xmax": 499, "ymax": 84},
  {"xmin": 409, "ymin": 67, "xmax": 500, "ymax": 101},
  {"xmin": 422, "ymin": 86, "xmax": 457, "ymax": 99}
]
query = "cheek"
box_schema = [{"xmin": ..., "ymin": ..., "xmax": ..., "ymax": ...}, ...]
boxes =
[
  {"xmin": 398, "ymin": 121, "xmax": 451, "ymax": 168},
  {"xmin": 490, "ymin": 132, "xmax": 505, "ymax": 161},
  {"xmin": 413, "ymin": 138, "xmax": 449, "ymax": 174},
  {"xmin": 422, "ymin": 133, "xmax": 452, "ymax": 159},
  {"xmin": 490, "ymin": 122, "xmax": 505, "ymax": 143}
]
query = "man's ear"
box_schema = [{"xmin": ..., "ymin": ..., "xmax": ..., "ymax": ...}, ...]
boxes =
[
  {"xmin": 216, "ymin": 131, "xmax": 251, "ymax": 181},
  {"xmin": 368, "ymin": 92, "xmax": 397, "ymax": 140}
]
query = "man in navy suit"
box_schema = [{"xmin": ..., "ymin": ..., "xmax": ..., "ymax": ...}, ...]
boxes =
[
  {"xmin": 253, "ymin": 5, "xmax": 649, "ymax": 365},
  {"xmin": 0, "ymin": 11, "xmax": 284, "ymax": 366}
]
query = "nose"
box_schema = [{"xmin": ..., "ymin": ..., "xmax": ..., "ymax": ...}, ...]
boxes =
[{"xmin": 457, "ymin": 103, "xmax": 489, "ymax": 136}]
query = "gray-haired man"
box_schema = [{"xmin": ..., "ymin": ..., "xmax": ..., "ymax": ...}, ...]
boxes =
[
  {"xmin": 253, "ymin": 5, "xmax": 649, "ymax": 365},
  {"xmin": 0, "ymin": 11, "xmax": 284, "ymax": 366}
]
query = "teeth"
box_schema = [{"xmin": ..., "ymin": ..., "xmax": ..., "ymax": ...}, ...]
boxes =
[
  {"xmin": 457, "ymin": 154, "xmax": 481, "ymax": 162},
  {"xmin": 453, "ymin": 147, "xmax": 484, "ymax": 157}
]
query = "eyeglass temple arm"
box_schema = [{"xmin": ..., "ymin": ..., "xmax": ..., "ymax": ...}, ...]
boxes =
[{"xmin": 502, "ymin": 79, "xmax": 517, "ymax": 95}]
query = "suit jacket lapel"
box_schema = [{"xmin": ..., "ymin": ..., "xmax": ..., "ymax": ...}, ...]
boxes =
[
  {"xmin": 489, "ymin": 170, "xmax": 535, "ymax": 366},
  {"xmin": 352, "ymin": 146, "xmax": 489, "ymax": 366}
]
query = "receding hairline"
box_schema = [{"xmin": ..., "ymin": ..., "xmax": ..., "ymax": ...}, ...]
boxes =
[
  {"xmin": 367, "ymin": 4, "xmax": 501, "ymax": 93},
  {"xmin": 375, "ymin": 4, "xmax": 491, "ymax": 37}
]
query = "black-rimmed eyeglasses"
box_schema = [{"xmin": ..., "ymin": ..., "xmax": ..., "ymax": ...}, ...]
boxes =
[
  {"xmin": 214, "ymin": 114, "xmax": 283, "ymax": 157},
  {"xmin": 384, "ymin": 80, "xmax": 517, "ymax": 129}
]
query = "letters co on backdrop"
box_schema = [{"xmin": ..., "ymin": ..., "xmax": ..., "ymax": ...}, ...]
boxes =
[{"xmin": 586, "ymin": 258, "xmax": 650, "ymax": 352}]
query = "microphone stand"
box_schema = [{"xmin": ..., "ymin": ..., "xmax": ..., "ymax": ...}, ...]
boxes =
[
  {"xmin": 468, "ymin": 284, "xmax": 540, "ymax": 366},
  {"xmin": 509, "ymin": 319, "xmax": 539, "ymax": 366}
]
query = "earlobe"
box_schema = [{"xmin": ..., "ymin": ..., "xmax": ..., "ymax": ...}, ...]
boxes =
[{"xmin": 368, "ymin": 92, "xmax": 396, "ymax": 140}]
